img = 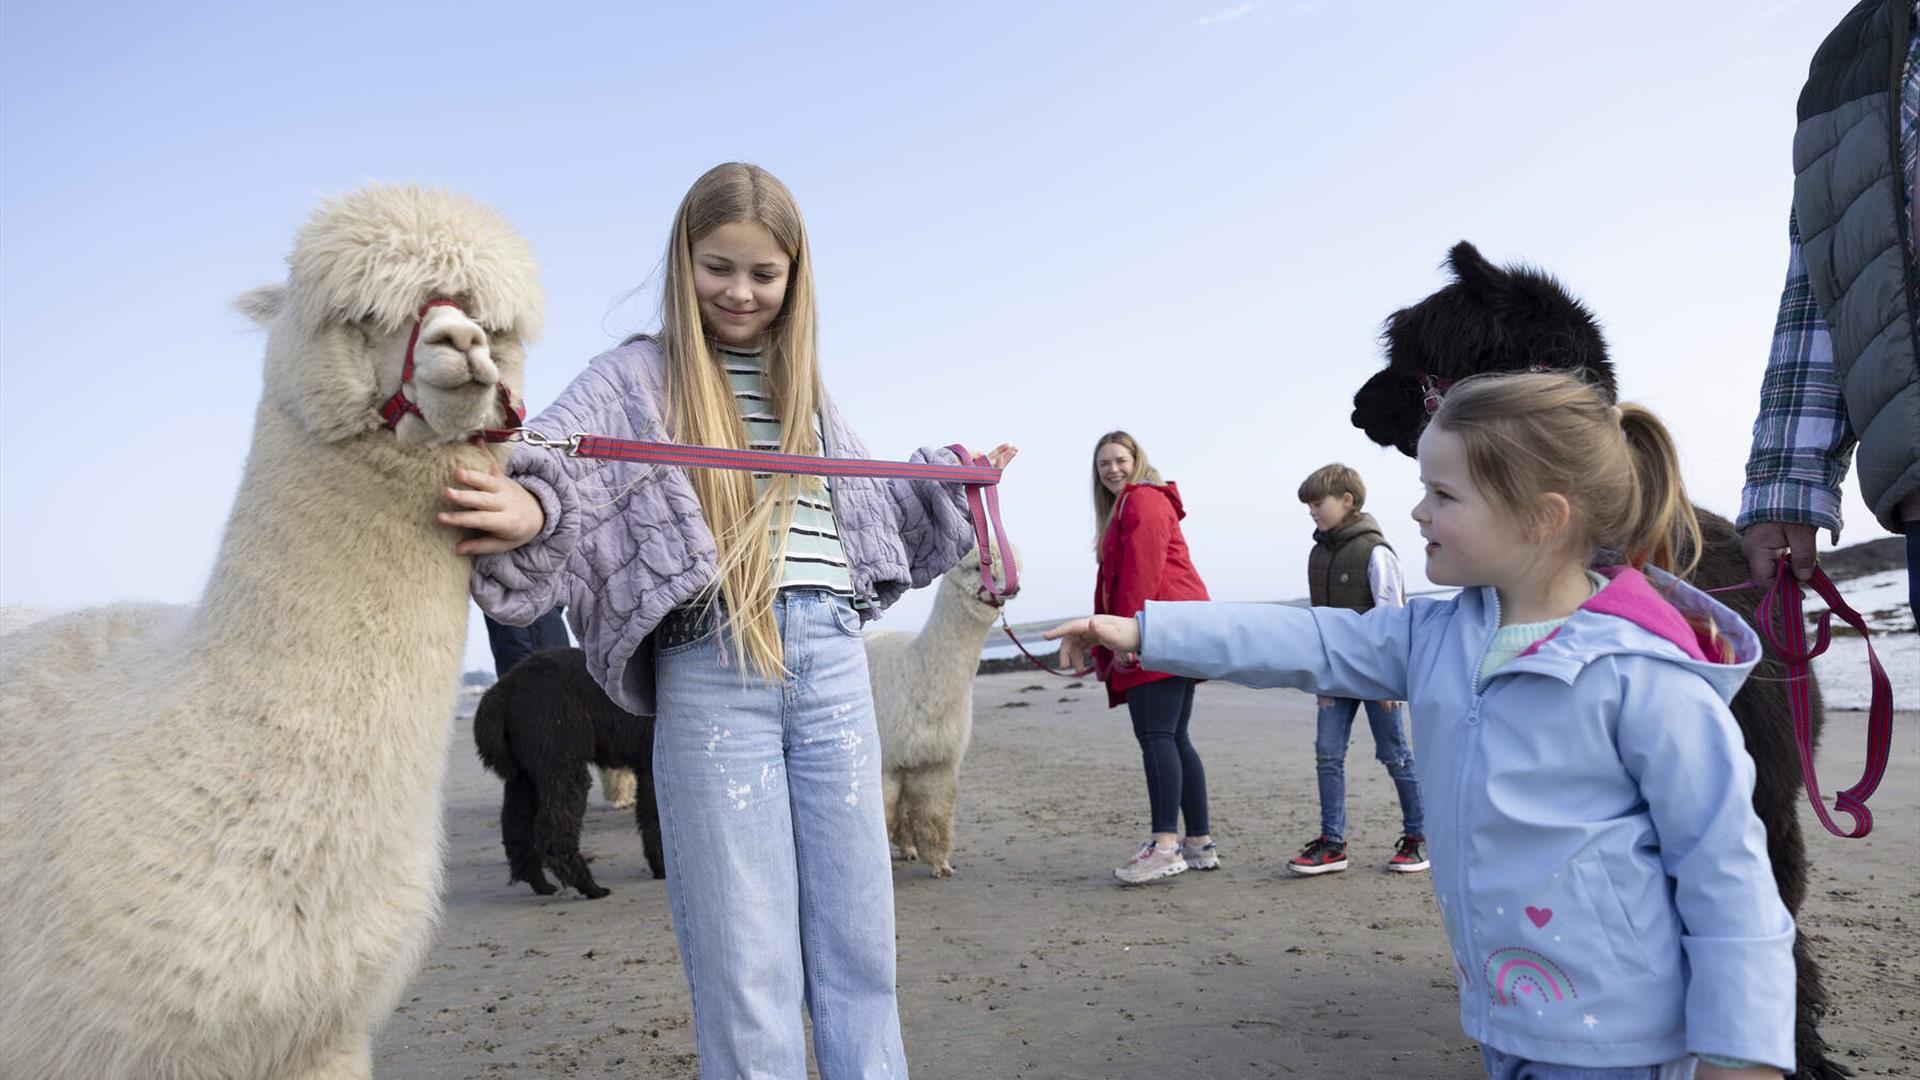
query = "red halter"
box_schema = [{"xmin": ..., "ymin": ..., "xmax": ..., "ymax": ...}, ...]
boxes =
[
  {"xmin": 378, "ymin": 299, "xmax": 524, "ymax": 440},
  {"xmin": 1418, "ymin": 364, "xmax": 1554, "ymax": 415}
]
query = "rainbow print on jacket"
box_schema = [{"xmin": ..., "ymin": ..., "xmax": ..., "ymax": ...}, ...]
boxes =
[{"xmin": 1484, "ymin": 947, "xmax": 1578, "ymax": 1006}]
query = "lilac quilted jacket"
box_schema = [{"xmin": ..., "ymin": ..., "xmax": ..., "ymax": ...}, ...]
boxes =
[{"xmin": 471, "ymin": 336, "xmax": 977, "ymax": 715}]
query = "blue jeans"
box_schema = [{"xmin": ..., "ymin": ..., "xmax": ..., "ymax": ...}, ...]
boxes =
[
  {"xmin": 1313, "ymin": 697, "xmax": 1423, "ymax": 843},
  {"xmin": 652, "ymin": 589, "xmax": 907, "ymax": 1079},
  {"xmin": 483, "ymin": 605, "xmax": 570, "ymax": 678},
  {"xmin": 1480, "ymin": 1046, "xmax": 1696, "ymax": 1079}
]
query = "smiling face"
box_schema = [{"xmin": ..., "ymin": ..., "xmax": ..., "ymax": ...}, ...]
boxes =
[
  {"xmin": 691, "ymin": 220, "xmax": 791, "ymax": 348},
  {"xmin": 1094, "ymin": 441, "xmax": 1136, "ymax": 495},
  {"xmin": 1410, "ymin": 424, "xmax": 1532, "ymax": 589}
]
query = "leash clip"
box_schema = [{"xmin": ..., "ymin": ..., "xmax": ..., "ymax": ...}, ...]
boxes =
[{"xmin": 509, "ymin": 429, "xmax": 584, "ymax": 456}]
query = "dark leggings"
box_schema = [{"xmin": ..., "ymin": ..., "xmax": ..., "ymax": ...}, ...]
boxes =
[
  {"xmin": 1126, "ymin": 676, "xmax": 1208, "ymax": 836},
  {"xmin": 1907, "ymin": 522, "xmax": 1918, "ymax": 627}
]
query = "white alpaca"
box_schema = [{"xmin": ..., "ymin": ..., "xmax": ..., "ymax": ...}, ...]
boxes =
[
  {"xmin": 865, "ymin": 544, "xmax": 1018, "ymax": 878},
  {"xmin": 0, "ymin": 185, "xmax": 543, "ymax": 1080},
  {"xmin": 599, "ymin": 765, "xmax": 639, "ymax": 809}
]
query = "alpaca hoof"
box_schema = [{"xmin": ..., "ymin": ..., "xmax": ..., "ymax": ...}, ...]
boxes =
[
  {"xmin": 611, "ymin": 798, "xmax": 636, "ymax": 810},
  {"xmin": 902, "ymin": 847, "xmax": 920, "ymax": 862},
  {"xmin": 932, "ymin": 862, "xmax": 955, "ymax": 878},
  {"xmin": 580, "ymin": 884, "xmax": 611, "ymax": 900},
  {"xmin": 528, "ymin": 880, "xmax": 558, "ymax": 896}
]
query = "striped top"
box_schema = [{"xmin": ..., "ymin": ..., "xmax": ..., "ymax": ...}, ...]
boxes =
[{"xmin": 720, "ymin": 346, "xmax": 854, "ymax": 596}]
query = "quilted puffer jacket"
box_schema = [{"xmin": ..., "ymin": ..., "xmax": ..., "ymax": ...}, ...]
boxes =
[{"xmin": 471, "ymin": 335, "xmax": 978, "ymax": 714}]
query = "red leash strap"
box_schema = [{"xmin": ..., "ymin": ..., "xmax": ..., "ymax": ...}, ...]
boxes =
[
  {"xmin": 566, "ymin": 435, "xmax": 1001, "ymax": 483},
  {"xmin": 499, "ymin": 430, "xmax": 1015, "ymax": 602},
  {"xmin": 999, "ymin": 614, "xmax": 1093, "ymax": 678},
  {"xmin": 1751, "ymin": 560, "xmax": 1895, "ymax": 839},
  {"xmin": 946, "ymin": 444, "xmax": 1016, "ymax": 599}
]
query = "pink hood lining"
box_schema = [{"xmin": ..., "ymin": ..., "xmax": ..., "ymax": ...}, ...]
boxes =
[{"xmin": 1517, "ymin": 565, "xmax": 1718, "ymax": 663}]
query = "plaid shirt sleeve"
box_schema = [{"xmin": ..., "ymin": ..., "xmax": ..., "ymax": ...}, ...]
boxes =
[{"xmin": 1737, "ymin": 212, "xmax": 1854, "ymax": 541}]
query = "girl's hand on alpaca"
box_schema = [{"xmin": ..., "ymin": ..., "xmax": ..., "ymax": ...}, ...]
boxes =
[
  {"xmin": 1695, "ymin": 1064, "xmax": 1781, "ymax": 1080},
  {"xmin": 440, "ymin": 466, "xmax": 544, "ymax": 555},
  {"xmin": 984, "ymin": 443, "xmax": 1018, "ymax": 469},
  {"xmin": 1044, "ymin": 614, "xmax": 1140, "ymax": 671}
]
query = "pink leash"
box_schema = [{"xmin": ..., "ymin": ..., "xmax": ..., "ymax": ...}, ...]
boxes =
[
  {"xmin": 1708, "ymin": 560, "xmax": 1895, "ymax": 839},
  {"xmin": 493, "ymin": 429, "xmax": 1017, "ymax": 602},
  {"xmin": 998, "ymin": 615, "xmax": 1093, "ymax": 679}
]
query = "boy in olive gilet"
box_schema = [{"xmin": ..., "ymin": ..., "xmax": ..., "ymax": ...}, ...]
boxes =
[{"xmin": 1290, "ymin": 464, "xmax": 1427, "ymax": 876}]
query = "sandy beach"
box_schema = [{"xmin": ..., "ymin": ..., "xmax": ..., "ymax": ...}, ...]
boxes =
[{"xmin": 372, "ymin": 669, "xmax": 1917, "ymax": 1079}]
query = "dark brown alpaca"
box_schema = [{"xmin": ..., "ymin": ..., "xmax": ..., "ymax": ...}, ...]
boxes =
[
  {"xmin": 1352, "ymin": 242, "xmax": 1843, "ymax": 1080},
  {"xmin": 473, "ymin": 648, "xmax": 664, "ymax": 899}
]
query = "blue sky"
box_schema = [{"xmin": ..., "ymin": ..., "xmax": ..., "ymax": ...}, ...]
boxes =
[{"xmin": 0, "ymin": 1, "xmax": 1877, "ymax": 672}]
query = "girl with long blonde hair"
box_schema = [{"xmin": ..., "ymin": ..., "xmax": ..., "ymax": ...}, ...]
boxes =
[
  {"xmin": 1051, "ymin": 373, "xmax": 1794, "ymax": 1079},
  {"xmin": 447, "ymin": 162, "xmax": 1015, "ymax": 1076}
]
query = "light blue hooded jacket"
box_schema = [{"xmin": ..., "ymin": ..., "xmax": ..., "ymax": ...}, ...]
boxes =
[{"xmin": 1138, "ymin": 566, "xmax": 1795, "ymax": 1070}]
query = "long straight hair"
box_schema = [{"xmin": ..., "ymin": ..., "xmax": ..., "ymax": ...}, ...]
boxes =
[
  {"xmin": 1090, "ymin": 430, "xmax": 1162, "ymax": 550},
  {"xmin": 660, "ymin": 163, "xmax": 822, "ymax": 679}
]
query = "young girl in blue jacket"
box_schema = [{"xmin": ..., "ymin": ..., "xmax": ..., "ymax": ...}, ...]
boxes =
[
  {"xmin": 443, "ymin": 162, "xmax": 1014, "ymax": 1078},
  {"xmin": 1050, "ymin": 373, "xmax": 1792, "ymax": 1080}
]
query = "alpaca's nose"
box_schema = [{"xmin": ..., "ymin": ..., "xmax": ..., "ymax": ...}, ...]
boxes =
[{"xmin": 415, "ymin": 308, "xmax": 498, "ymax": 389}]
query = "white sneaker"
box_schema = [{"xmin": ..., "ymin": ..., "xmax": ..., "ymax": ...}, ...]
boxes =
[
  {"xmin": 1114, "ymin": 842, "xmax": 1188, "ymax": 885},
  {"xmin": 1181, "ymin": 840, "xmax": 1220, "ymax": 871}
]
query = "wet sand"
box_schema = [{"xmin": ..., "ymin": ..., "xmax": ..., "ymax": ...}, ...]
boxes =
[{"xmin": 376, "ymin": 673, "xmax": 1918, "ymax": 1078}]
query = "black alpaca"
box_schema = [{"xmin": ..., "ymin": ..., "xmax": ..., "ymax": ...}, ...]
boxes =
[
  {"xmin": 473, "ymin": 647, "xmax": 664, "ymax": 899},
  {"xmin": 1353, "ymin": 242, "xmax": 1843, "ymax": 1080}
]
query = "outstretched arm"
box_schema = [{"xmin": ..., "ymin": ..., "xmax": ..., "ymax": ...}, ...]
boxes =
[{"xmin": 1050, "ymin": 600, "xmax": 1418, "ymax": 702}]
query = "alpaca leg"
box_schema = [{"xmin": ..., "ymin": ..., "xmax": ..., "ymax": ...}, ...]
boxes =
[
  {"xmin": 501, "ymin": 772, "xmax": 556, "ymax": 896},
  {"xmin": 1725, "ymin": 672, "xmax": 1841, "ymax": 1077},
  {"xmin": 599, "ymin": 765, "xmax": 637, "ymax": 809},
  {"xmin": 635, "ymin": 789, "xmax": 666, "ymax": 881},
  {"xmin": 1757, "ymin": 773, "xmax": 1847, "ymax": 1080},
  {"xmin": 535, "ymin": 764, "xmax": 606, "ymax": 899},
  {"xmin": 885, "ymin": 769, "xmax": 918, "ymax": 862},
  {"xmin": 287, "ymin": 1030, "xmax": 372, "ymax": 1080},
  {"xmin": 634, "ymin": 724, "xmax": 665, "ymax": 880},
  {"xmin": 904, "ymin": 763, "xmax": 960, "ymax": 878}
]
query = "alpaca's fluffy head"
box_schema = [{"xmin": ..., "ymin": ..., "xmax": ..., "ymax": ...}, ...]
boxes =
[
  {"xmin": 1352, "ymin": 241, "xmax": 1615, "ymax": 457},
  {"xmin": 236, "ymin": 184, "xmax": 544, "ymax": 445},
  {"xmin": 943, "ymin": 543, "xmax": 1022, "ymax": 610}
]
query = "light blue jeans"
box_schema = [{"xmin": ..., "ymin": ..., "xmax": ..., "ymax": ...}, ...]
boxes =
[
  {"xmin": 1480, "ymin": 1046, "xmax": 1696, "ymax": 1079},
  {"xmin": 653, "ymin": 589, "xmax": 907, "ymax": 1079},
  {"xmin": 1313, "ymin": 697, "xmax": 1423, "ymax": 843}
]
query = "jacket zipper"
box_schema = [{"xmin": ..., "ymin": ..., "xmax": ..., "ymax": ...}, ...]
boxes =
[{"xmin": 1456, "ymin": 586, "xmax": 1503, "ymax": 1035}]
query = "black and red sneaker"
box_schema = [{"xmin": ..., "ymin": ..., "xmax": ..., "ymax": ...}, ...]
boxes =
[
  {"xmin": 1387, "ymin": 834, "xmax": 1430, "ymax": 873},
  {"xmin": 1287, "ymin": 835, "xmax": 1349, "ymax": 876}
]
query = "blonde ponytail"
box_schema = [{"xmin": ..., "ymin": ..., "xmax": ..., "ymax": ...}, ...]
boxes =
[{"xmin": 1616, "ymin": 403, "xmax": 1701, "ymax": 579}]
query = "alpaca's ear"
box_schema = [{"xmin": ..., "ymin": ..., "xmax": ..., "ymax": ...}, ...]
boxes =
[
  {"xmin": 233, "ymin": 284, "xmax": 287, "ymax": 327},
  {"xmin": 1446, "ymin": 241, "xmax": 1498, "ymax": 295}
]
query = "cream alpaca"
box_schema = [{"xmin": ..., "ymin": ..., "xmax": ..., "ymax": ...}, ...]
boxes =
[
  {"xmin": 866, "ymin": 544, "xmax": 1018, "ymax": 878},
  {"xmin": 0, "ymin": 185, "xmax": 542, "ymax": 1080}
]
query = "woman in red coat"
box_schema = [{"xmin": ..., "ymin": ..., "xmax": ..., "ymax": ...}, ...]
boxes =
[{"xmin": 1090, "ymin": 431, "xmax": 1215, "ymax": 885}]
